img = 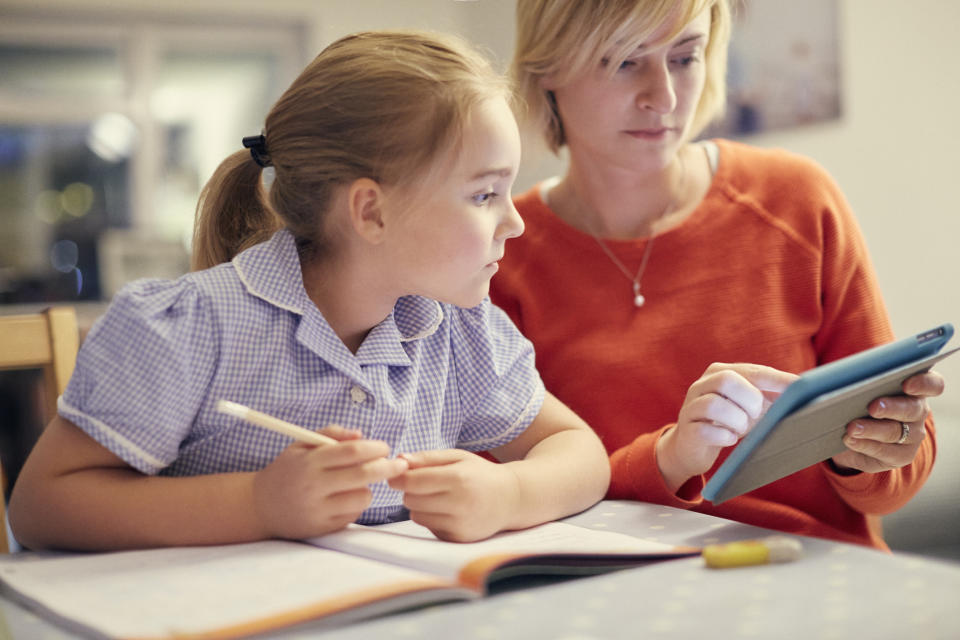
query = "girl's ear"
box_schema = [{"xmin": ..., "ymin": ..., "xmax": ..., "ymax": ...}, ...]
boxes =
[{"xmin": 347, "ymin": 177, "xmax": 387, "ymax": 244}]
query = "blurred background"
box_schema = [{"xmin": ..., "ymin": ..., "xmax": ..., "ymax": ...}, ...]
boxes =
[{"xmin": 0, "ymin": 0, "xmax": 957, "ymax": 560}]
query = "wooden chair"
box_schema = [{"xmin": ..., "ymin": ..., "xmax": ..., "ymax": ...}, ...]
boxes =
[{"xmin": 0, "ymin": 307, "xmax": 79, "ymax": 553}]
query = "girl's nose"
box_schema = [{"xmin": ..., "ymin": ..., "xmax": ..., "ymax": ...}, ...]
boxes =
[{"xmin": 499, "ymin": 199, "xmax": 524, "ymax": 240}]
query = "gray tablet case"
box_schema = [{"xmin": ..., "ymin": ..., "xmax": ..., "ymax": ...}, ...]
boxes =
[{"xmin": 703, "ymin": 326, "xmax": 956, "ymax": 504}]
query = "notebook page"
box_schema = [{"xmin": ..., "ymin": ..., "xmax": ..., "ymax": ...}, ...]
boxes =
[
  {"xmin": 0, "ymin": 540, "xmax": 444, "ymax": 639},
  {"xmin": 310, "ymin": 520, "xmax": 677, "ymax": 581}
]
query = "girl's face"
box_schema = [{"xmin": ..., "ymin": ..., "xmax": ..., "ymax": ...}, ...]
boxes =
[
  {"xmin": 545, "ymin": 8, "xmax": 711, "ymax": 173},
  {"xmin": 389, "ymin": 96, "xmax": 523, "ymax": 308}
]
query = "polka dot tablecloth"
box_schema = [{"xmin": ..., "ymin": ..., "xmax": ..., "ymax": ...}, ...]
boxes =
[{"xmin": 3, "ymin": 501, "xmax": 959, "ymax": 639}]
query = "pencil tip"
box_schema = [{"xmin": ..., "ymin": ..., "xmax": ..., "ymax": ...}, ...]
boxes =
[{"xmin": 216, "ymin": 400, "xmax": 244, "ymax": 417}]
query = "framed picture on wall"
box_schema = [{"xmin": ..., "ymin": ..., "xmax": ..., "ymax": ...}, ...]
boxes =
[{"xmin": 705, "ymin": 0, "xmax": 841, "ymax": 138}]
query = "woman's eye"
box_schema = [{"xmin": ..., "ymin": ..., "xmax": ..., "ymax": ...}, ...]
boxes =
[
  {"xmin": 601, "ymin": 57, "xmax": 637, "ymax": 71},
  {"xmin": 670, "ymin": 51, "xmax": 701, "ymax": 67}
]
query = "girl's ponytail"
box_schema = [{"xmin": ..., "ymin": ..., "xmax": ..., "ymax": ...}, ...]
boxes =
[{"xmin": 191, "ymin": 151, "xmax": 280, "ymax": 271}]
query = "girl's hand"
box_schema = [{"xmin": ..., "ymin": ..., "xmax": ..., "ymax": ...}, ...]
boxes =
[
  {"xmin": 252, "ymin": 425, "xmax": 407, "ymax": 540},
  {"xmin": 831, "ymin": 370, "xmax": 945, "ymax": 473},
  {"xmin": 657, "ymin": 363, "xmax": 797, "ymax": 493},
  {"xmin": 388, "ymin": 449, "xmax": 520, "ymax": 543}
]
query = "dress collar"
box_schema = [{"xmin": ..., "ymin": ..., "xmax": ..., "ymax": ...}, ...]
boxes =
[
  {"xmin": 232, "ymin": 229, "xmax": 309, "ymax": 315},
  {"xmin": 232, "ymin": 230, "xmax": 444, "ymax": 370}
]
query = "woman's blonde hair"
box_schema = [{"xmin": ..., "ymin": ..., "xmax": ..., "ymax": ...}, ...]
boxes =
[
  {"xmin": 192, "ymin": 31, "xmax": 509, "ymax": 271},
  {"xmin": 512, "ymin": 0, "xmax": 731, "ymax": 153}
]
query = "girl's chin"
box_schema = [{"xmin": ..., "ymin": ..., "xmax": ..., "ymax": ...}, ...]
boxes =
[{"xmin": 451, "ymin": 288, "xmax": 490, "ymax": 310}]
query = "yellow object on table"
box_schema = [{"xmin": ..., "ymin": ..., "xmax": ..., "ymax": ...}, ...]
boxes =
[{"xmin": 702, "ymin": 536, "xmax": 803, "ymax": 569}]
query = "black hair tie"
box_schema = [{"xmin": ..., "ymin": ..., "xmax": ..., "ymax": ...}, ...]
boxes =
[{"xmin": 241, "ymin": 134, "xmax": 271, "ymax": 168}]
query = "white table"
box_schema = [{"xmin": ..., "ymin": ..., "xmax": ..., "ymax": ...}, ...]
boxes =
[{"xmin": 2, "ymin": 501, "xmax": 959, "ymax": 639}]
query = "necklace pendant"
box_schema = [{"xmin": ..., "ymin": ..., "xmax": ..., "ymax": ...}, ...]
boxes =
[{"xmin": 632, "ymin": 282, "xmax": 645, "ymax": 308}]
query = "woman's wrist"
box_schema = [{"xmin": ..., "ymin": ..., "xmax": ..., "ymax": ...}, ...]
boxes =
[
  {"xmin": 825, "ymin": 458, "xmax": 863, "ymax": 477},
  {"xmin": 655, "ymin": 427, "xmax": 693, "ymax": 494}
]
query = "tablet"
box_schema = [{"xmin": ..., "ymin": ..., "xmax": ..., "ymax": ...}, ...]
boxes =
[{"xmin": 703, "ymin": 324, "xmax": 956, "ymax": 504}]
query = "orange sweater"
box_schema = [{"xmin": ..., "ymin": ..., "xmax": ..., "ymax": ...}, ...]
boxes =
[{"xmin": 491, "ymin": 139, "xmax": 935, "ymax": 550}]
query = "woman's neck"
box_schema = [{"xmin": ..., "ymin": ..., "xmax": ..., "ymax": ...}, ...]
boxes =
[{"xmin": 547, "ymin": 143, "xmax": 706, "ymax": 240}]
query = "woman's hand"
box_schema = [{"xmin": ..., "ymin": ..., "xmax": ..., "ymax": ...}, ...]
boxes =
[
  {"xmin": 657, "ymin": 363, "xmax": 797, "ymax": 493},
  {"xmin": 253, "ymin": 425, "xmax": 408, "ymax": 540},
  {"xmin": 388, "ymin": 449, "xmax": 520, "ymax": 543},
  {"xmin": 831, "ymin": 371, "xmax": 945, "ymax": 473}
]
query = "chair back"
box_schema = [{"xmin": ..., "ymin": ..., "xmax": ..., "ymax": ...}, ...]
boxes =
[{"xmin": 0, "ymin": 306, "xmax": 79, "ymax": 553}]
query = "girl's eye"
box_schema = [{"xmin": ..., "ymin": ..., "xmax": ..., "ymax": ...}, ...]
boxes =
[{"xmin": 472, "ymin": 190, "xmax": 497, "ymax": 206}]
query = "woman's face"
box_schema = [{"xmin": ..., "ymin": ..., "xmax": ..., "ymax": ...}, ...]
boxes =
[{"xmin": 545, "ymin": 8, "xmax": 711, "ymax": 174}]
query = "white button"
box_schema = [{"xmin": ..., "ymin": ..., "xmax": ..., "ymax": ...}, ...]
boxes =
[{"xmin": 349, "ymin": 385, "xmax": 367, "ymax": 404}]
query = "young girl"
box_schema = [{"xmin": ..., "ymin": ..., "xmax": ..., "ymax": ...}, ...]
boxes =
[{"xmin": 8, "ymin": 31, "xmax": 610, "ymax": 551}]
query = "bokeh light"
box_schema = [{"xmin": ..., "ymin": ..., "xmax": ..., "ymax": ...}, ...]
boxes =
[{"xmin": 61, "ymin": 182, "xmax": 94, "ymax": 218}]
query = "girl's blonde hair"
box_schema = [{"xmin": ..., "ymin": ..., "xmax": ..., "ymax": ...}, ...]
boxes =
[
  {"xmin": 192, "ymin": 31, "xmax": 509, "ymax": 271},
  {"xmin": 512, "ymin": 0, "xmax": 731, "ymax": 153}
]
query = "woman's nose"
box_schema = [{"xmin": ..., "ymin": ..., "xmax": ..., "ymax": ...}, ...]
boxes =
[{"xmin": 635, "ymin": 61, "xmax": 677, "ymax": 114}]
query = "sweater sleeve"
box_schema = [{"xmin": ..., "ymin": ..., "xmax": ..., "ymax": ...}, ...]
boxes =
[
  {"xmin": 608, "ymin": 424, "xmax": 706, "ymax": 507},
  {"xmin": 800, "ymin": 157, "xmax": 937, "ymax": 515}
]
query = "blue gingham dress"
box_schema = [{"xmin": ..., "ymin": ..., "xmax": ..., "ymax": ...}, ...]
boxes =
[{"xmin": 60, "ymin": 229, "xmax": 545, "ymax": 524}]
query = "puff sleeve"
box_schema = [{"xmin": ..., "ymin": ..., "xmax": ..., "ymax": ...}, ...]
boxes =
[{"xmin": 59, "ymin": 278, "xmax": 219, "ymax": 475}]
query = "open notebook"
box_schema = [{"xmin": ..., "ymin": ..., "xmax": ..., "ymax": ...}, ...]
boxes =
[{"xmin": 0, "ymin": 519, "xmax": 698, "ymax": 640}]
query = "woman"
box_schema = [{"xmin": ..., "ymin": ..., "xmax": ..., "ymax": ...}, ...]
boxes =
[{"xmin": 490, "ymin": 0, "xmax": 945, "ymax": 550}]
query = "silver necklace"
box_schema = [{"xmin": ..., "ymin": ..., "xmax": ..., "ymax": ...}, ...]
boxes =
[{"xmin": 588, "ymin": 153, "xmax": 686, "ymax": 308}]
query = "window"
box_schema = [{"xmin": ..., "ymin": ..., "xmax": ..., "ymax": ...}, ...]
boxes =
[{"xmin": 0, "ymin": 16, "xmax": 305, "ymax": 303}]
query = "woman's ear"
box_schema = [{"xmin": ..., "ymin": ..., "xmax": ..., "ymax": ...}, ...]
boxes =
[
  {"xmin": 347, "ymin": 177, "xmax": 387, "ymax": 244},
  {"xmin": 539, "ymin": 71, "xmax": 560, "ymax": 92}
]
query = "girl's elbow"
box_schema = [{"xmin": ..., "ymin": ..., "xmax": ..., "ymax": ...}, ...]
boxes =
[
  {"xmin": 7, "ymin": 491, "xmax": 48, "ymax": 551},
  {"xmin": 579, "ymin": 436, "xmax": 612, "ymax": 503},
  {"xmin": 593, "ymin": 453, "xmax": 613, "ymax": 499},
  {"xmin": 7, "ymin": 469, "xmax": 67, "ymax": 551}
]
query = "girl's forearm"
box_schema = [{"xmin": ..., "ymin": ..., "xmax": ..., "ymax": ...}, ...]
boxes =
[
  {"xmin": 11, "ymin": 468, "xmax": 265, "ymax": 551},
  {"xmin": 501, "ymin": 428, "xmax": 610, "ymax": 530}
]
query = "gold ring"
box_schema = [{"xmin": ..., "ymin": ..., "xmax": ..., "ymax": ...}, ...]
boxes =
[{"xmin": 896, "ymin": 422, "xmax": 910, "ymax": 445}]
